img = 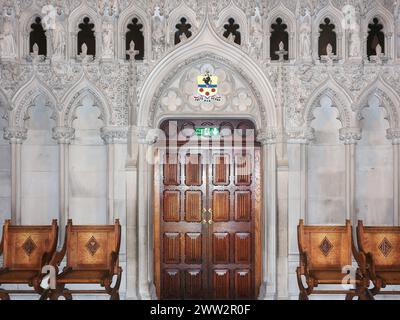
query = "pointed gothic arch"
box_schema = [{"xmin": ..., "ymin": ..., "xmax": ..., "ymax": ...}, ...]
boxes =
[
  {"xmin": 61, "ymin": 78, "xmax": 112, "ymax": 128},
  {"xmin": 313, "ymin": 5, "xmax": 344, "ymax": 60},
  {"xmin": 304, "ymin": 80, "xmax": 354, "ymax": 129},
  {"xmin": 11, "ymin": 77, "xmax": 59, "ymax": 128},
  {"xmin": 117, "ymin": 4, "xmax": 150, "ymax": 60},
  {"xmin": 354, "ymin": 79, "xmax": 400, "ymax": 130}
]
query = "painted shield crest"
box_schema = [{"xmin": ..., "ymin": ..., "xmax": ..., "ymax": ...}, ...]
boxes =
[{"xmin": 197, "ymin": 72, "xmax": 218, "ymax": 97}]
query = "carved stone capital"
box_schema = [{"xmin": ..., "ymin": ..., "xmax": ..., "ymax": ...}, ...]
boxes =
[
  {"xmin": 257, "ymin": 128, "xmax": 277, "ymax": 145},
  {"xmin": 286, "ymin": 127, "xmax": 314, "ymax": 144},
  {"xmin": 137, "ymin": 126, "xmax": 160, "ymax": 145},
  {"xmin": 339, "ymin": 127, "xmax": 362, "ymax": 145},
  {"xmin": 52, "ymin": 127, "xmax": 75, "ymax": 144},
  {"xmin": 387, "ymin": 128, "xmax": 400, "ymax": 145},
  {"xmin": 100, "ymin": 126, "xmax": 129, "ymax": 144},
  {"xmin": 3, "ymin": 127, "xmax": 28, "ymax": 144}
]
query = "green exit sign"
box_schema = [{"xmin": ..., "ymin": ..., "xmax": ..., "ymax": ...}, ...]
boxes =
[{"xmin": 195, "ymin": 127, "xmax": 220, "ymax": 137}]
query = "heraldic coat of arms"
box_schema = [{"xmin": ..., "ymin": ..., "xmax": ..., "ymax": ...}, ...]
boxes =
[{"xmin": 195, "ymin": 71, "xmax": 221, "ymax": 102}]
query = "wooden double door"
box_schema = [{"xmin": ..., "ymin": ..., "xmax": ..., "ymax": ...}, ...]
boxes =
[{"xmin": 155, "ymin": 147, "xmax": 261, "ymax": 300}]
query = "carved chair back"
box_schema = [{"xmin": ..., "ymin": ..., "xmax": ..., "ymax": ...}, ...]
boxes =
[
  {"xmin": 2, "ymin": 219, "xmax": 58, "ymax": 270},
  {"xmin": 298, "ymin": 220, "xmax": 352, "ymax": 270},
  {"xmin": 64, "ymin": 219, "xmax": 121, "ymax": 271},
  {"xmin": 357, "ymin": 221, "xmax": 400, "ymax": 271}
]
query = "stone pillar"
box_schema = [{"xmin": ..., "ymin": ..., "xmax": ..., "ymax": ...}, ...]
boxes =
[
  {"xmin": 125, "ymin": 125, "xmax": 140, "ymax": 300},
  {"xmin": 388, "ymin": 129, "xmax": 400, "ymax": 225},
  {"xmin": 101, "ymin": 126, "xmax": 129, "ymax": 224},
  {"xmin": 362, "ymin": 33, "xmax": 368, "ymax": 61},
  {"xmin": 337, "ymin": 32, "xmax": 343, "ymax": 60},
  {"xmin": 266, "ymin": 32, "xmax": 271, "ymax": 63},
  {"xmin": 340, "ymin": 127, "xmax": 361, "ymax": 225},
  {"xmin": 52, "ymin": 126, "xmax": 75, "ymax": 242},
  {"xmin": 137, "ymin": 127, "xmax": 158, "ymax": 300},
  {"xmin": 4, "ymin": 127, "xmax": 27, "ymax": 224},
  {"xmin": 289, "ymin": 32, "xmax": 295, "ymax": 61},
  {"xmin": 257, "ymin": 129, "xmax": 277, "ymax": 300},
  {"xmin": 387, "ymin": 32, "xmax": 393, "ymax": 61}
]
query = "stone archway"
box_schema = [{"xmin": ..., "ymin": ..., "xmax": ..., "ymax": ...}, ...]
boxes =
[{"xmin": 125, "ymin": 19, "xmax": 278, "ymax": 300}]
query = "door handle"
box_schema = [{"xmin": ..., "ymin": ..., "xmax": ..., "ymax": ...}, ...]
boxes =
[
  {"xmin": 201, "ymin": 208, "xmax": 207, "ymax": 224},
  {"xmin": 208, "ymin": 208, "xmax": 213, "ymax": 225}
]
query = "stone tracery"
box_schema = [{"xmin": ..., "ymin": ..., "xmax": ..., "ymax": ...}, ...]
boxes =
[{"xmin": 0, "ymin": 0, "xmax": 400, "ymax": 301}]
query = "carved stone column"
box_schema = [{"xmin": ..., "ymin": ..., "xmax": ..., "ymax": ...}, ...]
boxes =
[
  {"xmin": 126, "ymin": 125, "xmax": 140, "ymax": 300},
  {"xmin": 257, "ymin": 129, "xmax": 277, "ymax": 300},
  {"xmin": 388, "ymin": 129, "xmax": 400, "ymax": 225},
  {"xmin": 289, "ymin": 32, "xmax": 295, "ymax": 61},
  {"xmin": 53, "ymin": 126, "xmax": 75, "ymax": 242},
  {"xmin": 387, "ymin": 32, "xmax": 393, "ymax": 61},
  {"xmin": 362, "ymin": 33, "xmax": 368, "ymax": 61},
  {"xmin": 287, "ymin": 128, "xmax": 315, "ymax": 224},
  {"xmin": 101, "ymin": 126, "xmax": 128, "ymax": 224},
  {"xmin": 337, "ymin": 32, "xmax": 343, "ymax": 60},
  {"xmin": 340, "ymin": 127, "xmax": 361, "ymax": 225},
  {"xmin": 136, "ymin": 126, "xmax": 159, "ymax": 300},
  {"xmin": 266, "ymin": 32, "xmax": 271, "ymax": 63},
  {"xmin": 4, "ymin": 127, "xmax": 27, "ymax": 224}
]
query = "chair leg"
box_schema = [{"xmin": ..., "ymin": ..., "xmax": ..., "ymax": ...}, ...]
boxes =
[
  {"xmin": 48, "ymin": 284, "xmax": 73, "ymax": 300},
  {"xmin": 40, "ymin": 290, "xmax": 51, "ymax": 300},
  {"xmin": 105, "ymin": 268, "xmax": 122, "ymax": 301},
  {"xmin": 296, "ymin": 267, "xmax": 312, "ymax": 301},
  {"xmin": 299, "ymin": 292, "xmax": 309, "ymax": 300},
  {"xmin": 0, "ymin": 289, "xmax": 10, "ymax": 300},
  {"xmin": 345, "ymin": 292, "xmax": 355, "ymax": 300}
]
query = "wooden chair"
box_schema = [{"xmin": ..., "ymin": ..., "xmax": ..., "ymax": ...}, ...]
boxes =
[
  {"xmin": 43, "ymin": 219, "xmax": 122, "ymax": 300},
  {"xmin": 296, "ymin": 219, "xmax": 371, "ymax": 300},
  {"xmin": 357, "ymin": 220, "xmax": 400, "ymax": 298},
  {"xmin": 0, "ymin": 219, "xmax": 58, "ymax": 300}
]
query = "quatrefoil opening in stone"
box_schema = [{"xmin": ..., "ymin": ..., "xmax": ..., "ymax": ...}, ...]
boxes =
[
  {"xmin": 378, "ymin": 237, "xmax": 393, "ymax": 257},
  {"xmin": 319, "ymin": 236, "xmax": 333, "ymax": 257},
  {"xmin": 22, "ymin": 236, "xmax": 37, "ymax": 256},
  {"xmin": 86, "ymin": 236, "xmax": 100, "ymax": 256}
]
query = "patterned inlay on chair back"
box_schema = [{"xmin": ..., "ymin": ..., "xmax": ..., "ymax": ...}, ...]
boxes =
[
  {"xmin": 298, "ymin": 220, "xmax": 352, "ymax": 270},
  {"xmin": 2, "ymin": 220, "xmax": 58, "ymax": 270},
  {"xmin": 65, "ymin": 220, "xmax": 121, "ymax": 270},
  {"xmin": 357, "ymin": 221, "xmax": 400, "ymax": 270}
]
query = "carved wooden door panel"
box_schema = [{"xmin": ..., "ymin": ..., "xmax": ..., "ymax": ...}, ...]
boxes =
[
  {"xmin": 208, "ymin": 148, "xmax": 260, "ymax": 300},
  {"xmin": 159, "ymin": 149, "xmax": 208, "ymax": 299},
  {"xmin": 157, "ymin": 148, "xmax": 260, "ymax": 300}
]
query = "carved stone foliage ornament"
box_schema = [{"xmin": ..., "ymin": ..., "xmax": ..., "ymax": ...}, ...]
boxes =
[{"xmin": 0, "ymin": 0, "xmax": 399, "ymax": 138}]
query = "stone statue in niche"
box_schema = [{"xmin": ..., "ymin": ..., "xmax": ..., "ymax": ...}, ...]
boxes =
[
  {"xmin": 52, "ymin": 8, "xmax": 66, "ymax": 59},
  {"xmin": 0, "ymin": 7, "xmax": 16, "ymax": 59},
  {"xmin": 343, "ymin": 4, "xmax": 361, "ymax": 59},
  {"xmin": 152, "ymin": 6, "xmax": 165, "ymax": 61},
  {"xmin": 41, "ymin": 5, "xmax": 57, "ymax": 30},
  {"xmin": 299, "ymin": 7, "xmax": 312, "ymax": 61},
  {"xmin": 249, "ymin": 7, "xmax": 263, "ymax": 60},
  {"xmin": 102, "ymin": 20, "xmax": 114, "ymax": 59}
]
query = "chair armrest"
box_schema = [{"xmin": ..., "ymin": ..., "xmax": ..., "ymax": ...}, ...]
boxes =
[
  {"xmin": 299, "ymin": 251, "xmax": 311, "ymax": 278},
  {"xmin": 352, "ymin": 243, "xmax": 367, "ymax": 275},
  {"xmin": 49, "ymin": 250, "xmax": 65, "ymax": 269},
  {"xmin": 49, "ymin": 232, "xmax": 67, "ymax": 268},
  {"xmin": 365, "ymin": 252, "xmax": 378, "ymax": 279},
  {"xmin": 109, "ymin": 251, "xmax": 119, "ymax": 275},
  {"xmin": 41, "ymin": 251, "xmax": 53, "ymax": 266},
  {"xmin": 0, "ymin": 232, "xmax": 3, "ymax": 257}
]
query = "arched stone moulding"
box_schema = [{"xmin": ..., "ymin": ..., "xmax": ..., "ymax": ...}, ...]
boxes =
[
  {"xmin": 313, "ymin": 3, "xmax": 345, "ymax": 61},
  {"xmin": 127, "ymin": 17, "xmax": 279, "ymax": 300},
  {"xmin": 266, "ymin": 3, "xmax": 297, "ymax": 62}
]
